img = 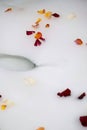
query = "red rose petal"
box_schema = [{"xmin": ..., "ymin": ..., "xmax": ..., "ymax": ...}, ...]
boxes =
[
  {"xmin": 57, "ymin": 88, "xmax": 71, "ymax": 97},
  {"xmin": 78, "ymin": 92, "xmax": 86, "ymax": 99},
  {"xmin": 52, "ymin": 13, "xmax": 60, "ymax": 17},
  {"xmin": 34, "ymin": 39, "xmax": 41, "ymax": 46},
  {"xmin": 26, "ymin": 31, "xmax": 35, "ymax": 35},
  {"xmin": 79, "ymin": 116, "xmax": 87, "ymax": 127},
  {"xmin": 40, "ymin": 37, "xmax": 45, "ymax": 41}
]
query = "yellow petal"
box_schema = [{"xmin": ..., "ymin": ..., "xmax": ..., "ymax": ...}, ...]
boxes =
[{"xmin": 1, "ymin": 104, "xmax": 7, "ymax": 110}]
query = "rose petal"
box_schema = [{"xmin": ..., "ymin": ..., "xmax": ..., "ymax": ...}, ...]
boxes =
[
  {"xmin": 45, "ymin": 11, "xmax": 52, "ymax": 18},
  {"xmin": 52, "ymin": 13, "xmax": 60, "ymax": 17},
  {"xmin": 34, "ymin": 39, "xmax": 41, "ymax": 46},
  {"xmin": 26, "ymin": 31, "xmax": 35, "ymax": 35},
  {"xmin": 79, "ymin": 116, "xmax": 87, "ymax": 127},
  {"xmin": 1, "ymin": 104, "xmax": 7, "ymax": 110},
  {"xmin": 37, "ymin": 9, "xmax": 45, "ymax": 14},
  {"xmin": 45, "ymin": 24, "xmax": 50, "ymax": 28},
  {"xmin": 78, "ymin": 92, "xmax": 86, "ymax": 99},
  {"xmin": 74, "ymin": 38, "xmax": 83, "ymax": 45},
  {"xmin": 36, "ymin": 127, "xmax": 45, "ymax": 130},
  {"xmin": 40, "ymin": 37, "xmax": 45, "ymax": 41},
  {"xmin": 32, "ymin": 23, "xmax": 39, "ymax": 29},
  {"xmin": 5, "ymin": 8, "xmax": 12, "ymax": 12},
  {"xmin": 57, "ymin": 88, "xmax": 71, "ymax": 97},
  {"xmin": 34, "ymin": 32, "xmax": 42, "ymax": 39}
]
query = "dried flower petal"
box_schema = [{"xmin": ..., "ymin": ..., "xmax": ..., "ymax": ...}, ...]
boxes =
[
  {"xmin": 24, "ymin": 77, "xmax": 36, "ymax": 86},
  {"xmin": 40, "ymin": 37, "xmax": 45, "ymax": 41},
  {"xmin": 45, "ymin": 11, "xmax": 52, "ymax": 18},
  {"xmin": 67, "ymin": 13, "xmax": 76, "ymax": 20},
  {"xmin": 74, "ymin": 38, "xmax": 83, "ymax": 45},
  {"xmin": 52, "ymin": 13, "xmax": 60, "ymax": 17},
  {"xmin": 79, "ymin": 116, "xmax": 87, "ymax": 127},
  {"xmin": 57, "ymin": 88, "xmax": 71, "ymax": 97},
  {"xmin": 1, "ymin": 104, "xmax": 7, "ymax": 110},
  {"xmin": 1, "ymin": 99, "xmax": 14, "ymax": 109},
  {"xmin": 26, "ymin": 31, "xmax": 35, "ymax": 35},
  {"xmin": 37, "ymin": 9, "xmax": 45, "ymax": 14},
  {"xmin": 32, "ymin": 23, "xmax": 39, "ymax": 29},
  {"xmin": 35, "ymin": 18, "xmax": 42, "ymax": 24},
  {"xmin": 5, "ymin": 8, "xmax": 12, "ymax": 12},
  {"xmin": 34, "ymin": 32, "xmax": 42, "ymax": 39},
  {"xmin": 34, "ymin": 39, "xmax": 41, "ymax": 46},
  {"xmin": 78, "ymin": 92, "xmax": 86, "ymax": 99},
  {"xmin": 36, "ymin": 127, "xmax": 45, "ymax": 130},
  {"xmin": 45, "ymin": 24, "xmax": 50, "ymax": 28}
]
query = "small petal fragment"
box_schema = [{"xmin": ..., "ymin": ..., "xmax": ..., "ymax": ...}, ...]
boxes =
[
  {"xmin": 52, "ymin": 13, "xmax": 60, "ymax": 17},
  {"xmin": 36, "ymin": 127, "xmax": 45, "ymax": 130},
  {"xmin": 67, "ymin": 13, "xmax": 76, "ymax": 20},
  {"xmin": 34, "ymin": 32, "xmax": 42, "ymax": 39},
  {"xmin": 26, "ymin": 31, "xmax": 35, "ymax": 35},
  {"xmin": 32, "ymin": 23, "xmax": 39, "ymax": 29},
  {"xmin": 57, "ymin": 88, "xmax": 71, "ymax": 97},
  {"xmin": 5, "ymin": 8, "xmax": 12, "ymax": 12},
  {"xmin": 74, "ymin": 38, "xmax": 83, "ymax": 45},
  {"xmin": 1, "ymin": 105, "xmax": 7, "ymax": 110},
  {"xmin": 79, "ymin": 116, "xmax": 87, "ymax": 127},
  {"xmin": 45, "ymin": 24, "xmax": 50, "ymax": 28},
  {"xmin": 78, "ymin": 92, "xmax": 86, "ymax": 99},
  {"xmin": 40, "ymin": 37, "xmax": 45, "ymax": 41},
  {"xmin": 45, "ymin": 11, "xmax": 52, "ymax": 19},
  {"xmin": 35, "ymin": 18, "xmax": 42, "ymax": 24},
  {"xmin": 24, "ymin": 77, "xmax": 36, "ymax": 86},
  {"xmin": 34, "ymin": 39, "xmax": 41, "ymax": 46},
  {"xmin": 37, "ymin": 9, "xmax": 45, "ymax": 14}
]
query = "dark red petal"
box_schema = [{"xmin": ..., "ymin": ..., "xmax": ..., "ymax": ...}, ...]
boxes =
[
  {"xmin": 26, "ymin": 31, "xmax": 35, "ymax": 35},
  {"xmin": 79, "ymin": 116, "xmax": 87, "ymax": 127},
  {"xmin": 52, "ymin": 13, "xmax": 60, "ymax": 17},
  {"xmin": 34, "ymin": 39, "xmax": 41, "ymax": 46},
  {"xmin": 57, "ymin": 88, "xmax": 71, "ymax": 97},
  {"xmin": 39, "ymin": 37, "xmax": 45, "ymax": 41},
  {"xmin": 0, "ymin": 95, "xmax": 2, "ymax": 98},
  {"xmin": 78, "ymin": 92, "xmax": 86, "ymax": 99}
]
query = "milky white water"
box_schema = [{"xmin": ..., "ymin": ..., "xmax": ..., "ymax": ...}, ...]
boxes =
[{"xmin": 0, "ymin": 0, "xmax": 87, "ymax": 130}]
